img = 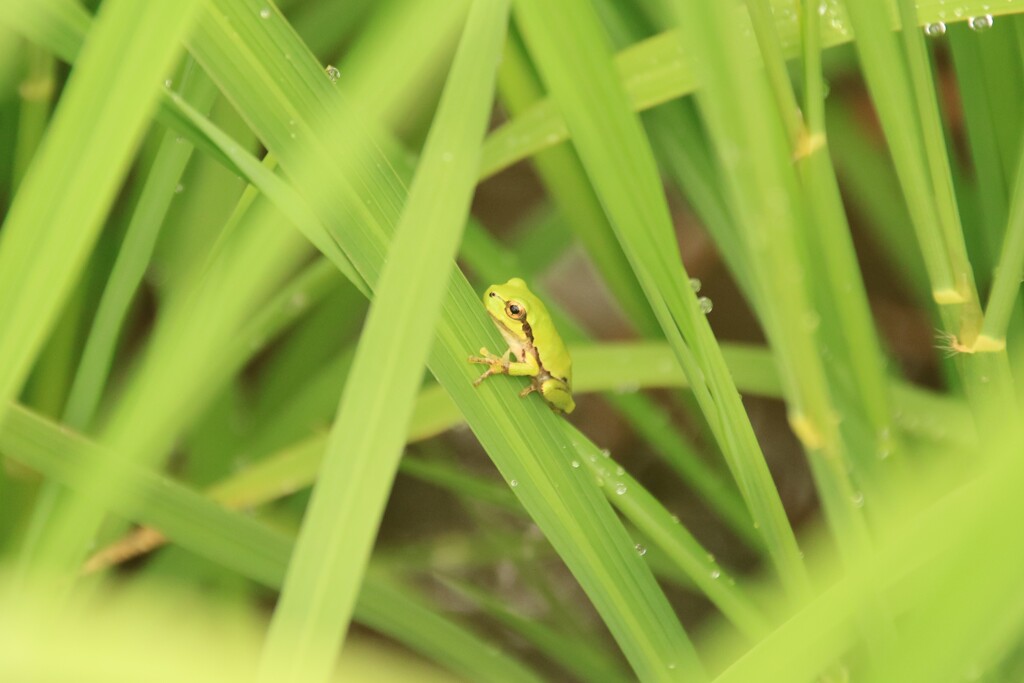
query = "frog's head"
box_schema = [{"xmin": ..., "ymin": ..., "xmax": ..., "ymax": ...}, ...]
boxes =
[{"xmin": 483, "ymin": 277, "xmax": 534, "ymax": 340}]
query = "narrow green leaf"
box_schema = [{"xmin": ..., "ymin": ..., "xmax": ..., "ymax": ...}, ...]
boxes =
[
  {"xmin": 63, "ymin": 60, "xmax": 219, "ymax": 431},
  {"xmin": 190, "ymin": 1, "xmax": 708, "ymax": 679},
  {"xmin": 0, "ymin": 0, "xmax": 206, "ymax": 430},
  {"xmin": 256, "ymin": 3, "xmax": 511, "ymax": 681},
  {"xmin": 514, "ymin": 0, "xmax": 808, "ymax": 607},
  {"xmin": 979, "ymin": 140, "xmax": 1024, "ymax": 346},
  {"xmin": 0, "ymin": 402, "xmax": 544, "ymax": 683}
]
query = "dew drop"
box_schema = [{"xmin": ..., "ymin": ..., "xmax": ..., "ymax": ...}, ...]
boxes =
[
  {"xmin": 600, "ymin": 448, "xmax": 611, "ymax": 458},
  {"xmin": 689, "ymin": 277, "xmax": 702, "ymax": 293},
  {"xmin": 698, "ymin": 296, "xmax": 713, "ymax": 314},
  {"xmin": 509, "ymin": 479, "xmax": 518, "ymax": 488},
  {"xmin": 968, "ymin": 14, "xmax": 993, "ymax": 31},
  {"xmin": 325, "ymin": 65, "xmax": 341, "ymax": 82},
  {"xmin": 668, "ymin": 663, "xmax": 677, "ymax": 670},
  {"xmin": 924, "ymin": 21, "xmax": 947, "ymax": 36},
  {"xmin": 174, "ymin": 183, "xmax": 184, "ymax": 194},
  {"xmin": 851, "ymin": 491, "xmax": 865, "ymax": 507},
  {"xmin": 615, "ymin": 483, "xmax": 627, "ymax": 495},
  {"xmin": 635, "ymin": 543, "xmax": 647, "ymax": 556},
  {"xmin": 571, "ymin": 460, "xmax": 580, "ymax": 469},
  {"xmin": 615, "ymin": 466, "xmax": 624, "ymax": 476},
  {"xmin": 711, "ymin": 569, "xmax": 721, "ymax": 579},
  {"xmin": 259, "ymin": 6, "xmax": 271, "ymax": 18},
  {"xmin": 164, "ymin": 78, "xmax": 173, "ymax": 88}
]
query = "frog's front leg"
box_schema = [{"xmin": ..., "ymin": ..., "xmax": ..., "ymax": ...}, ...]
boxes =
[
  {"xmin": 469, "ymin": 346, "xmax": 540, "ymax": 387},
  {"xmin": 468, "ymin": 346, "xmax": 508, "ymax": 386}
]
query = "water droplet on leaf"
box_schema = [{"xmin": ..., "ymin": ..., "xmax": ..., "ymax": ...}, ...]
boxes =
[{"xmin": 969, "ymin": 14, "xmax": 993, "ymax": 30}]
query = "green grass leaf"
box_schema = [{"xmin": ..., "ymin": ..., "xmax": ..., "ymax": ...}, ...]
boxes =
[
  {"xmin": 0, "ymin": 402, "xmax": 544, "ymax": 682},
  {"xmin": 255, "ymin": 3, "xmax": 511, "ymax": 680},
  {"xmin": 186, "ymin": 0, "xmax": 708, "ymax": 679},
  {"xmin": 514, "ymin": 0, "xmax": 808, "ymax": 607},
  {"xmin": 0, "ymin": 0, "xmax": 205, "ymax": 432}
]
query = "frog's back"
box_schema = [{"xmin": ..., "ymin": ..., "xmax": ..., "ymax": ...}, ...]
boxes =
[{"xmin": 528, "ymin": 297, "xmax": 572, "ymax": 385}]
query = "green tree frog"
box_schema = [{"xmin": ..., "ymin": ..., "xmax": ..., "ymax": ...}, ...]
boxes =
[{"xmin": 469, "ymin": 277, "xmax": 576, "ymax": 414}]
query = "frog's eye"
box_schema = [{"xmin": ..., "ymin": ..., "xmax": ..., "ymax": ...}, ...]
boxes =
[{"xmin": 505, "ymin": 301, "xmax": 526, "ymax": 320}]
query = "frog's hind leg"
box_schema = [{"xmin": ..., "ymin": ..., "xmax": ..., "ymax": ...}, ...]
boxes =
[
  {"xmin": 540, "ymin": 379, "xmax": 576, "ymax": 414},
  {"xmin": 519, "ymin": 382, "xmax": 539, "ymax": 398}
]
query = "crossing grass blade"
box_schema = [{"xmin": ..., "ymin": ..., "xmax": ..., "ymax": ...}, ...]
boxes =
[
  {"xmin": 480, "ymin": 5, "xmax": 1024, "ymax": 181},
  {"xmin": 62, "ymin": 60, "xmax": 219, "ymax": 431},
  {"xmin": 0, "ymin": 0, "xmax": 206, "ymax": 431},
  {"xmin": 186, "ymin": 0, "xmax": 707, "ymax": 679},
  {"xmin": 513, "ymin": 0, "xmax": 810, "ymax": 603},
  {"xmin": 255, "ymin": 3, "xmax": 512, "ymax": 680},
  {"xmin": 0, "ymin": 403, "xmax": 545, "ymax": 683},
  {"xmin": 497, "ymin": 26, "xmax": 660, "ymax": 337}
]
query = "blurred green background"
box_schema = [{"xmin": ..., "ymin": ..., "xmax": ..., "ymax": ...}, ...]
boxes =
[{"xmin": 2, "ymin": 0, "xmax": 1024, "ymax": 681}]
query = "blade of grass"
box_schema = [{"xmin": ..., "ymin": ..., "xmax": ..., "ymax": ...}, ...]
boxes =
[
  {"xmin": 563, "ymin": 422, "xmax": 770, "ymax": 641},
  {"xmin": 479, "ymin": 7, "xmax": 1024, "ymax": 182},
  {"xmin": 11, "ymin": 44, "xmax": 54, "ymax": 189},
  {"xmin": 845, "ymin": 0, "xmax": 1020, "ymax": 447},
  {"xmin": 711, "ymin": 436, "xmax": 1024, "ymax": 683},
  {"xmin": 439, "ymin": 577, "xmax": 633, "ymax": 683},
  {"xmin": 256, "ymin": 4, "xmax": 511, "ymax": 680},
  {"xmin": 11, "ymin": 12, "xmax": 707, "ymax": 673},
  {"xmin": 26, "ymin": 192, "xmax": 312, "ymax": 576},
  {"xmin": 979, "ymin": 140, "xmax": 1024, "ymax": 346},
  {"xmin": 0, "ymin": 402, "xmax": 545, "ymax": 683},
  {"xmin": 825, "ymin": 101, "xmax": 930, "ymax": 301},
  {"xmin": 0, "ymin": 0, "xmax": 206, "ymax": 434},
  {"xmin": 948, "ymin": 25, "xmax": 1012, "ymax": 271},
  {"xmin": 514, "ymin": 0, "xmax": 810, "ymax": 604},
  {"xmin": 497, "ymin": 25, "xmax": 660, "ymax": 337},
  {"xmin": 458, "ymin": 220, "xmax": 760, "ymax": 549},
  {"xmin": 191, "ymin": 0, "xmax": 707, "ymax": 678},
  {"xmin": 81, "ymin": 331, "xmax": 975, "ymax": 573},
  {"xmin": 669, "ymin": 2, "xmax": 902, "ymax": 658},
  {"xmin": 62, "ymin": 59, "xmax": 219, "ymax": 431}
]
